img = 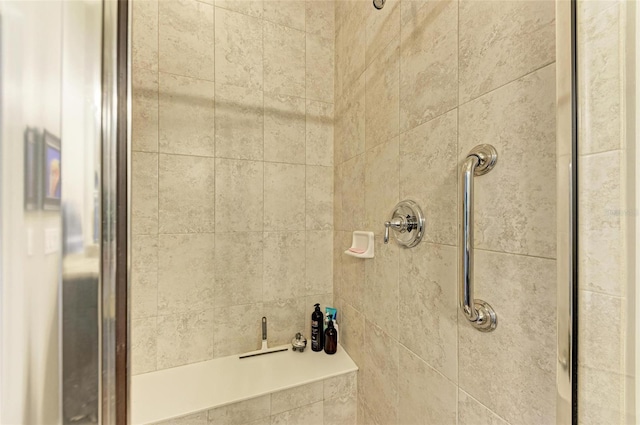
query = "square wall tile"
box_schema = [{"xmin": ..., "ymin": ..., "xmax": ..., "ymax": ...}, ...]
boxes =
[
  {"xmin": 131, "ymin": 234, "xmax": 158, "ymax": 319},
  {"xmin": 215, "ymin": 8, "xmax": 264, "ymax": 90},
  {"xmin": 306, "ymin": 165, "xmax": 333, "ymax": 230},
  {"xmin": 365, "ymin": 37, "xmax": 399, "ymax": 149},
  {"xmin": 215, "ymin": 159, "xmax": 264, "ymax": 232},
  {"xmin": 215, "ymin": 0, "xmax": 263, "ymax": 18},
  {"xmin": 132, "ymin": 67, "xmax": 158, "ymax": 152},
  {"xmin": 362, "ymin": 321, "xmax": 398, "ymax": 425},
  {"xmin": 305, "ymin": 231, "xmax": 333, "ymax": 296},
  {"xmin": 399, "ymin": 110, "xmax": 457, "ymax": 245},
  {"xmin": 264, "ymin": 21, "xmax": 306, "ymax": 97},
  {"xmin": 131, "ymin": 152, "xmax": 158, "ymax": 235},
  {"xmin": 365, "ymin": 0, "xmax": 399, "ymax": 66},
  {"xmin": 364, "ymin": 236, "xmax": 399, "ymax": 339},
  {"xmin": 263, "ymin": 232, "xmax": 305, "ymax": 301},
  {"xmin": 306, "ymin": 100, "xmax": 334, "ymax": 167},
  {"xmin": 214, "ymin": 232, "xmax": 263, "ymax": 307},
  {"xmin": 158, "ymin": 73, "xmax": 215, "ymax": 157},
  {"xmin": 364, "ymin": 137, "xmax": 398, "ymax": 231},
  {"xmin": 458, "ymin": 390, "xmax": 509, "ymax": 425},
  {"xmin": 264, "ymin": 0, "xmax": 305, "ymax": 31},
  {"xmin": 271, "ymin": 401, "xmax": 323, "ymax": 425},
  {"xmin": 215, "ymin": 84, "xmax": 264, "ymax": 161},
  {"xmin": 157, "ymin": 233, "xmax": 215, "ymax": 314},
  {"xmin": 399, "ymin": 0, "xmax": 457, "ymax": 133},
  {"xmin": 306, "ymin": 0, "xmax": 334, "ymax": 39},
  {"xmin": 306, "ymin": 34, "xmax": 334, "ymax": 103},
  {"xmin": 156, "ymin": 309, "xmax": 214, "ymax": 369},
  {"xmin": 262, "ymin": 298, "xmax": 306, "ymax": 346},
  {"xmin": 208, "ymin": 395, "xmax": 270, "ymax": 425},
  {"xmin": 131, "ymin": 317, "xmax": 157, "ymax": 375},
  {"xmin": 271, "ymin": 381, "xmax": 323, "ymax": 414},
  {"xmin": 159, "ymin": 0, "xmax": 214, "ymax": 80},
  {"xmin": 132, "ymin": 0, "xmax": 158, "ymax": 71},
  {"xmin": 264, "ymin": 163, "xmax": 305, "ymax": 231},
  {"xmin": 341, "ymin": 154, "xmax": 365, "ymax": 231},
  {"xmin": 459, "ymin": 0, "xmax": 555, "ymax": 103},
  {"xmin": 336, "ymin": 74, "xmax": 365, "ymax": 163},
  {"xmin": 335, "ymin": 6, "xmax": 366, "ymax": 96},
  {"xmin": 158, "ymin": 154, "xmax": 215, "ymax": 233},
  {"xmin": 213, "ymin": 303, "xmax": 264, "ymax": 357},
  {"xmin": 458, "ymin": 64, "xmax": 556, "ymax": 259},
  {"xmin": 264, "ymin": 93, "xmax": 306, "ymax": 164}
]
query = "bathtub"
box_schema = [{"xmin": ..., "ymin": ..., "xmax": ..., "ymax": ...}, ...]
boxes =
[{"xmin": 131, "ymin": 344, "xmax": 358, "ymax": 424}]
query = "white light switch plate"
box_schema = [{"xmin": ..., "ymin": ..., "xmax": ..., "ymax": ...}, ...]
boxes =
[{"xmin": 44, "ymin": 228, "xmax": 60, "ymax": 254}]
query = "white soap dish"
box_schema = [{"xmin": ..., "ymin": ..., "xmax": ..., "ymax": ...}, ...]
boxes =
[{"xmin": 344, "ymin": 231, "xmax": 374, "ymax": 259}]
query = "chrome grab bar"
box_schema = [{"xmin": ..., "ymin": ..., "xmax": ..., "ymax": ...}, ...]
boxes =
[{"xmin": 459, "ymin": 144, "xmax": 498, "ymax": 332}]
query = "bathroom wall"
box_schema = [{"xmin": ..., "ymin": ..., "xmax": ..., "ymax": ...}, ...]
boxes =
[
  {"xmin": 333, "ymin": 0, "xmax": 557, "ymax": 424},
  {"xmin": 576, "ymin": 1, "xmax": 634, "ymax": 423},
  {"xmin": 130, "ymin": 0, "xmax": 335, "ymax": 374}
]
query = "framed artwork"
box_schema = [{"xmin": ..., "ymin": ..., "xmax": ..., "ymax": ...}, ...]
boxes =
[
  {"xmin": 42, "ymin": 130, "xmax": 61, "ymax": 210},
  {"xmin": 24, "ymin": 127, "xmax": 41, "ymax": 210}
]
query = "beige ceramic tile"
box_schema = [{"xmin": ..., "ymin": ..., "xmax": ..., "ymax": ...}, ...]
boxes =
[
  {"xmin": 578, "ymin": 4, "xmax": 622, "ymax": 155},
  {"xmin": 157, "ymin": 233, "xmax": 215, "ymax": 314},
  {"xmin": 271, "ymin": 381, "xmax": 323, "ymax": 414},
  {"xmin": 306, "ymin": 34, "xmax": 334, "ymax": 103},
  {"xmin": 458, "ymin": 249, "xmax": 556, "ymax": 425},
  {"xmin": 132, "ymin": 0, "xmax": 158, "ymax": 71},
  {"xmin": 132, "ymin": 67, "xmax": 159, "ymax": 152},
  {"xmin": 264, "ymin": 93, "xmax": 306, "ymax": 164},
  {"xmin": 458, "ymin": 64, "xmax": 556, "ymax": 258},
  {"xmin": 158, "ymin": 0, "xmax": 214, "ymax": 80},
  {"xmin": 365, "ymin": 37, "xmax": 399, "ymax": 149},
  {"xmin": 578, "ymin": 151, "xmax": 623, "ymax": 295},
  {"xmin": 208, "ymin": 395, "xmax": 271, "ymax": 425},
  {"xmin": 213, "ymin": 303, "xmax": 264, "ymax": 357},
  {"xmin": 364, "ymin": 236, "xmax": 399, "ymax": 339},
  {"xmin": 341, "ymin": 154, "xmax": 365, "ymax": 231},
  {"xmin": 215, "ymin": 84, "xmax": 264, "ymax": 161},
  {"xmin": 215, "ymin": 8, "xmax": 263, "ymax": 89},
  {"xmin": 152, "ymin": 411, "xmax": 208, "ymax": 425},
  {"xmin": 131, "ymin": 234, "xmax": 158, "ymax": 319},
  {"xmin": 306, "ymin": 100, "xmax": 334, "ymax": 166},
  {"xmin": 158, "ymin": 154, "xmax": 215, "ymax": 233},
  {"xmin": 306, "ymin": 165, "xmax": 333, "ymax": 230},
  {"xmin": 158, "ymin": 73, "xmax": 215, "ymax": 157},
  {"xmin": 264, "ymin": 21, "xmax": 305, "ymax": 97},
  {"xmin": 459, "ymin": 0, "xmax": 555, "ymax": 103},
  {"xmin": 215, "ymin": 159, "xmax": 264, "ymax": 232},
  {"xmin": 306, "ymin": 0, "xmax": 334, "ymax": 39},
  {"xmin": 215, "ymin": 0, "xmax": 263, "ymax": 19},
  {"xmin": 264, "ymin": 163, "xmax": 305, "ymax": 231},
  {"xmin": 131, "ymin": 152, "xmax": 158, "ymax": 235},
  {"xmin": 264, "ymin": 0, "xmax": 306, "ymax": 30},
  {"xmin": 336, "ymin": 74, "xmax": 365, "ymax": 163},
  {"xmin": 156, "ymin": 309, "xmax": 214, "ymax": 369},
  {"xmin": 335, "ymin": 4, "xmax": 366, "ymax": 96},
  {"xmin": 333, "ymin": 169, "xmax": 343, "ymax": 231},
  {"xmin": 364, "ymin": 137, "xmax": 398, "ymax": 231},
  {"xmin": 578, "ymin": 366, "xmax": 624, "ymax": 425},
  {"xmin": 362, "ymin": 321, "xmax": 398, "ymax": 425},
  {"xmin": 263, "ymin": 232, "xmax": 305, "ymax": 301},
  {"xmin": 365, "ymin": 0, "xmax": 400, "ymax": 66},
  {"xmin": 324, "ymin": 372, "xmax": 357, "ymax": 400},
  {"xmin": 578, "ymin": 290, "xmax": 624, "ymax": 373},
  {"xmin": 399, "ymin": 242, "xmax": 457, "ymax": 382},
  {"xmin": 398, "ymin": 346, "xmax": 456, "ymax": 425},
  {"xmin": 262, "ymin": 297, "xmax": 306, "ymax": 346},
  {"xmin": 338, "ymin": 303, "xmax": 365, "ymax": 369},
  {"xmin": 399, "ymin": 110, "xmax": 457, "ymax": 246},
  {"xmin": 458, "ymin": 390, "xmax": 508, "ymax": 425},
  {"xmin": 131, "ymin": 317, "xmax": 157, "ymax": 375},
  {"xmin": 324, "ymin": 393, "xmax": 357, "ymax": 425},
  {"xmin": 271, "ymin": 401, "xmax": 323, "ymax": 425},
  {"xmin": 399, "ymin": 0, "xmax": 457, "ymax": 133},
  {"xmin": 214, "ymin": 232, "xmax": 263, "ymax": 306},
  {"xmin": 340, "ymin": 232, "xmax": 365, "ymax": 313},
  {"xmin": 305, "ymin": 231, "xmax": 333, "ymax": 295}
]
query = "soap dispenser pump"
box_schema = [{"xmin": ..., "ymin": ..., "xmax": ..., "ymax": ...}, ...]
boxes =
[
  {"xmin": 324, "ymin": 314, "xmax": 337, "ymax": 355},
  {"xmin": 311, "ymin": 303, "xmax": 324, "ymax": 352}
]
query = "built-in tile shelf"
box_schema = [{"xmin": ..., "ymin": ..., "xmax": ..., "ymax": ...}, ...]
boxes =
[{"xmin": 132, "ymin": 344, "xmax": 358, "ymax": 424}]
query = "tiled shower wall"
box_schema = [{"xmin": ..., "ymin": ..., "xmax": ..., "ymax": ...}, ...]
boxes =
[
  {"xmin": 333, "ymin": 0, "xmax": 557, "ymax": 424},
  {"xmin": 577, "ymin": 1, "xmax": 632, "ymax": 423},
  {"xmin": 130, "ymin": 0, "xmax": 335, "ymax": 374}
]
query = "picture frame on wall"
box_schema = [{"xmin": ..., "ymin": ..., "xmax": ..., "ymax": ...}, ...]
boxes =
[
  {"xmin": 42, "ymin": 130, "xmax": 61, "ymax": 210},
  {"xmin": 24, "ymin": 127, "xmax": 41, "ymax": 211}
]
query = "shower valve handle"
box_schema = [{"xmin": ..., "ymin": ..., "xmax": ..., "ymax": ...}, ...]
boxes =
[{"xmin": 384, "ymin": 217, "xmax": 405, "ymax": 244}]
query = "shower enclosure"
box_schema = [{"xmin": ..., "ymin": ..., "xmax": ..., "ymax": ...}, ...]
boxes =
[{"xmin": 0, "ymin": 0, "xmax": 637, "ymax": 423}]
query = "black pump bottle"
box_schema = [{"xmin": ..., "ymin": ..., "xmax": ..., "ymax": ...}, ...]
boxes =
[
  {"xmin": 311, "ymin": 303, "xmax": 324, "ymax": 352},
  {"xmin": 324, "ymin": 314, "xmax": 337, "ymax": 355}
]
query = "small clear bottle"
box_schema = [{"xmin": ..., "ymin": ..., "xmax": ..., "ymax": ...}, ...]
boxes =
[{"xmin": 324, "ymin": 314, "xmax": 337, "ymax": 355}]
